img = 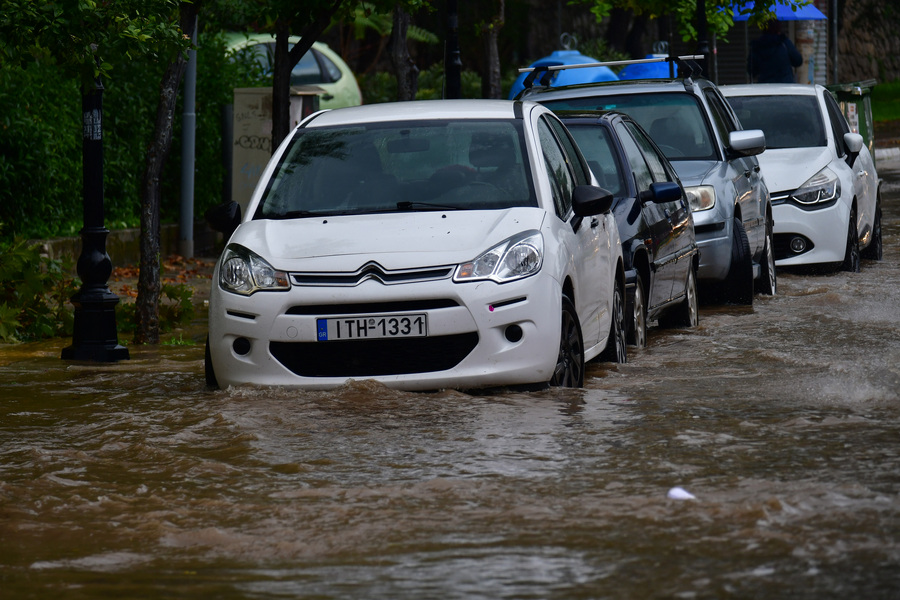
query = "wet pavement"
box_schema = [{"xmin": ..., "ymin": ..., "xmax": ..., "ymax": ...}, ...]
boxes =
[{"xmin": 1, "ymin": 153, "xmax": 899, "ymax": 598}]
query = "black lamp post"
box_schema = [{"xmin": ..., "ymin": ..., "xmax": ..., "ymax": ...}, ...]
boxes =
[
  {"xmin": 61, "ymin": 77, "xmax": 129, "ymax": 362},
  {"xmin": 445, "ymin": 0, "xmax": 462, "ymax": 99}
]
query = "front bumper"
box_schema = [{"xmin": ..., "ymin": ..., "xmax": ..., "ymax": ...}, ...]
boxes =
[
  {"xmin": 207, "ymin": 269, "xmax": 564, "ymax": 391},
  {"xmin": 692, "ymin": 213, "xmax": 731, "ymax": 282},
  {"xmin": 772, "ymin": 200, "xmax": 850, "ymax": 266}
]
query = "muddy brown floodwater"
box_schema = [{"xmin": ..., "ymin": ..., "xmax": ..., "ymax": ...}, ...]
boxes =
[{"xmin": 2, "ymin": 156, "xmax": 899, "ymax": 599}]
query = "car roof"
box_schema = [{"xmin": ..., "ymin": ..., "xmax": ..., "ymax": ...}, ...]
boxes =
[
  {"xmin": 303, "ymin": 100, "xmax": 532, "ymax": 127},
  {"xmin": 719, "ymin": 83, "xmax": 822, "ymax": 97},
  {"xmin": 519, "ymin": 76, "xmax": 719, "ymax": 102}
]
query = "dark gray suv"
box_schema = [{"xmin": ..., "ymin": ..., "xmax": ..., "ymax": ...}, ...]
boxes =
[{"xmin": 520, "ymin": 75, "xmax": 776, "ymax": 304}]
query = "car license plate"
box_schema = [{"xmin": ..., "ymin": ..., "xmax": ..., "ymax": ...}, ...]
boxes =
[{"xmin": 316, "ymin": 314, "xmax": 428, "ymax": 341}]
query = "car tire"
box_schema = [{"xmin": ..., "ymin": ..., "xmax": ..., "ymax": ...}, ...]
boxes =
[
  {"xmin": 627, "ymin": 272, "xmax": 648, "ymax": 348},
  {"xmin": 860, "ymin": 199, "xmax": 882, "ymax": 261},
  {"xmin": 841, "ymin": 208, "xmax": 861, "ymax": 272},
  {"xmin": 550, "ymin": 296, "xmax": 585, "ymax": 387},
  {"xmin": 725, "ymin": 217, "xmax": 754, "ymax": 305},
  {"xmin": 756, "ymin": 216, "xmax": 777, "ymax": 296},
  {"xmin": 600, "ymin": 280, "xmax": 627, "ymax": 364},
  {"xmin": 660, "ymin": 267, "xmax": 699, "ymax": 329},
  {"xmin": 205, "ymin": 336, "xmax": 219, "ymax": 389}
]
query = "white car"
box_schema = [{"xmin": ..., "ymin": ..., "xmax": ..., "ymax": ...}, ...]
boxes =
[
  {"xmin": 722, "ymin": 83, "xmax": 882, "ymax": 270},
  {"xmin": 205, "ymin": 100, "xmax": 626, "ymax": 391}
]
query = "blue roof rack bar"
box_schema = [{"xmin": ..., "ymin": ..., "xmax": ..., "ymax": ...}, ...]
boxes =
[
  {"xmin": 517, "ymin": 55, "xmax": 705, "ymax": 74},
  {"xmin": 519, "ymin": 54, "xmax": 706, "ymax": 90}
]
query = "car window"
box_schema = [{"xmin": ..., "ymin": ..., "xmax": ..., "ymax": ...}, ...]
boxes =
[
  {"xmin": 538, "ymin": 118, "xmax": 577, "ymax": 218},
  {"xmin": 544, "ymin": 116, "xmax": 591, "ymax": 186},
  {"xmin": 624, "ymin": 121, "xmax": 672, "ymax": 183},
  {"xmin": 233, "ymin": 42, "xmax": 328, "ymax": 86},
  {"xmin": 317, "ymin": 51, "xmax": 343, "ymax": 82},
  {"xmin": 703, "ymin": 88, "xmax": 737, "ymax": 148},
  {"xmin": 541, "ymin": 93, "xmax": 716, "ymax": 161},
  {"xmin": 565, "ymin": 123, "xmax": 626, "ymax": 197},
  {"xmin": 615, "ymin": 122, "xmax": 654, "ymax": 192},
  {"xmin": 255, "ymin": 120, "xmax": 537, "ymax": 219},
  {"xmin": 725, "ymin": 94, "xmax": 827, "ymax": 149},
  {"xmin": 823, "ymin": 90, "xmax": 850, "ymax": 157}
]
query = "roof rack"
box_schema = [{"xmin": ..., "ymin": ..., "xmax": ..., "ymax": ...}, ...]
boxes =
[{"xmin": 519, "ymin": 54, "xmax": 705, "ymax": 91}]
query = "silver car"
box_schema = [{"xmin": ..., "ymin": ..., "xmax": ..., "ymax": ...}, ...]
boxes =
[{"xmin": 520, "ymin": 76, "xmax": 776, "ymax": 304}]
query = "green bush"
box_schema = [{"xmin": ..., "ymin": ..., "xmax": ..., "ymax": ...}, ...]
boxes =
[
  {"xmin": 115, "ymin": 282, "xmax": 195, "ymax": 335},
  {"xmin": 0, "ymin": 236, "xmax": 77, "ymax": 342},
  {"xmin": 871, "ymin": 80, "xmax": 900, "ymax": 122}
]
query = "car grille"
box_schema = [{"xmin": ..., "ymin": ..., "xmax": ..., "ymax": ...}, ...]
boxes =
[
  {"xmin": 286, "ymin": 299, "xmax": 459, "ymax": 315},
  {"xmin": 270, "ymin": 333, "xmax": 480, "ymax": 377},
  {"xmin": 291, "ymin": 261, "xmax": 454, "ymax": 286},
  {"xmin": 771, "ymin": 191, "xmax": 791, "ymax": 205}
]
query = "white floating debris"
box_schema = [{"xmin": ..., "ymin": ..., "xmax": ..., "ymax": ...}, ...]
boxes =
[{"xmin": 667, "ymin": 486, "xmax": 697, "ymax": 500}]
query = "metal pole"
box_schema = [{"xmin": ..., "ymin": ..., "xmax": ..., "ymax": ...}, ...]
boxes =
[
  {"xmin": 445, "ymin": 0, "xmax": 462, "ymax": 99},
  {"xmin": 695, "ymin": 0, "xmax": 710, "ymax": 79},
  {"xmin": 62, "ymin": 77, "xmax": 129, "ymax": 362},
  {"xmin": 179, "ymin": 16, "xmax": 197, "ymax": 258}
]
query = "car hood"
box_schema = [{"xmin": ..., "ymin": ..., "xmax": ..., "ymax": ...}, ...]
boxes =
[
  {"xmin": 756, "ymin": 147, "xmax": 832, "ymax": 194},
  {"xmin": 228, "ymin": 208, "xmax": 547, "ymax": 271},
  {"xmin": 668, "ymin": 160, "xmax": 719, "ymax": 187}
]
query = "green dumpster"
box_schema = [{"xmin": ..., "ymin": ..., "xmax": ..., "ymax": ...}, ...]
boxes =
[{"xmin": 827, "ymin": 79, "xmax": 877, "ymax": 167}]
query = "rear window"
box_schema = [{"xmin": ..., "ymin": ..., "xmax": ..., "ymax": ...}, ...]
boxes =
[
  {"xmin": 255, "ymin": 120, "xmax": 537, "ymax": 219},
  {"xmin": 541, "ymin": 93, "xmax": 717, "ymax": 161},
  {"xmin": 726, "ymin": 94, "xmax": 827, "ymax": 149}
]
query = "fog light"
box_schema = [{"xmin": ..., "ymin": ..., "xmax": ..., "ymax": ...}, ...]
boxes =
[
  {"xmin": 505, "ymin": 324, "xmax": 523, "ymax": 343},
  {"xmin": 233, "ymin": 337, "xmax": 251, "ymax": 356},
  {"xmin": 790, "ymin": 237, "xmax": 807, "ymax": 253}
]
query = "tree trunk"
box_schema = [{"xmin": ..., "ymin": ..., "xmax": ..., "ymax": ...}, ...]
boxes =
[
  {"xmin": 271, "ymin": 18, "xmax": 292, "ymax": 153},
  {"xmin": 389, "ymin": 6, "xmax": 418, "ymax": 101},
  {"xmin": 481, "ymin": 0, "xmax": 504, "ymax": 99},
  {"xmin": 271, "ymin": 3, "xmax": 341, "ymax": 152},
  {"xmin": 135, "ymin": 2, "xmax": 199, "ymax": 345}
]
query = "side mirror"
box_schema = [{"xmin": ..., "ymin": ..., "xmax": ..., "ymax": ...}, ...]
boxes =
[
  {"xmin": 206, "ymin": 201, "xmax": 242, "ymax": 239},
  {"xmin": 729, "ymin": 129, "xmax": 766, "ymax": 157},
  {"xmin": 844, "ymin": 132, "xmax": 864, "ymax": 164},
  {"xmin": 573, "ymin": 184, "xmax": 614, "ymax": 217},
  {"xmin": 643, "ymin": 181, "xmax": 683, "ymax": 204}
]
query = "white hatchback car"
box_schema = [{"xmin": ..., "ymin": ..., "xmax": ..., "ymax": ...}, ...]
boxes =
[
  {"xmin": 206, "ymin": 100, "xmax": 626, "ymax": 391},
  {"xmin": 722, "ymin": 84, "xmax": 882, "ymax": 271}
]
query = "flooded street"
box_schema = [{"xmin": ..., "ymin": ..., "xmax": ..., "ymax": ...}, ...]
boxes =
[{"xmin": 2, "ymin": 155, "xmax": 899, "ymax": 598}]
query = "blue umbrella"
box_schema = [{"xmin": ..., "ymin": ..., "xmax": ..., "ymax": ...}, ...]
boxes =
[{"xmin": 733, "ymin": 1, "xmax": 827, "ymax": 21}]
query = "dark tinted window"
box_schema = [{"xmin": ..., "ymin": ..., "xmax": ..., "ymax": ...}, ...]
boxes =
[
  {"xmin": 256, "ymin": 120, "xmax": 536, "ymax": 219},
  {"xmin": 726, "ymin": 94, "xmax": 827, "ymax": 149},
  {"xmin": 538, "ymin": 118, "xmax": 576, "ymax": 218},
  {"xmin": 615, "ymin": 122, "xmax": 654, "ymax": 192},
  {"xmin": 566, "ymin": 123, "xmax": 626, "ymax": 197},
  {"xmin": 544, "ymin": 116, "xmax": 591, "ymax": 186},
  {"xmin": 822, "ymin": 90, "xmax": 851, "ymax": 157},
  {"xmin": 541, "ymin": 93, "xmax": 717, "ymax": 161}
]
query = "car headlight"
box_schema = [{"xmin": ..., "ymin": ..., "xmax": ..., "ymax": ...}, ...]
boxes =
[
  {"xmin": 219, "ymin": 244, "xmax": 290, "ymax": 295},
  {"xmin": 791, "ymin": 167, "xmax": 840, "ymax": 206},
  {"xmin": 684, "ymin": 185, "xmax": 716, "ymax": 212},
  {"xmin": 454, "ymin": 231, "xmax": 543, "ymax": 283}
]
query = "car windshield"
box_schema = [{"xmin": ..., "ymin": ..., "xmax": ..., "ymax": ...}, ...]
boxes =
[
  {"xmin": 563, "ymin": 124, "xmax": 626, "ymax": 197},
  {"xmin": 541, "ymin": 93, "xmax": 716, "ymax": 161},
  {"xmin": 254, "ymin": 120, "xmax": 537, "ymax": 219},
  {"xmin": 725, "ymin": 94, "xmax": 827, "ymax": 149}
]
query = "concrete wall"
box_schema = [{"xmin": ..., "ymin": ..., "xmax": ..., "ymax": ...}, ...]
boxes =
[{"xmin": 837, "ymin": 0, "xmax": 900, "ymax": 83}]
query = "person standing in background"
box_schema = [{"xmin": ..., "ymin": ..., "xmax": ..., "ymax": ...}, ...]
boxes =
[{"xmin": 747, "ymin": 20, "xmax": 803, "ymax": 83}]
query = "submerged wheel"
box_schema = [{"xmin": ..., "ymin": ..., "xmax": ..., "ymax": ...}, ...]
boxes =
[
  {"xmin": 627, "ymin": 272, "xmax": 648, "ymax": 348},
  {"xmin": 205, "ymin": 336, "xmax": 219, "ymax": 389},
  {"xmin": 600, "ymin": 280, "xmax": 627, "ymax": 364},
  {"xmin": 550, "ymin": 296, "xmax": 584, "ymax": 388},
  {"xmin": 841, "ymin": 209, "xmax": 861, "ymax": 272},
  {"xmin": 725, "ymin": 217, "xmax": 754, "ymax": 305},
  {"xmin": 660, "ymin": 267, "xmax": 699, "ymax": 329},
  {"xmin": 757, "ymin": 216, "xmax": 777, "ymax": 296},
  {"xmin": 860, "ymin": 200, "xmax": 883, "ymax": 261}
]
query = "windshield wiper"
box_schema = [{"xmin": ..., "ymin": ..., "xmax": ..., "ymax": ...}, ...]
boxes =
[
  {"xmin": 397, "ymin": 201, "xmax": 465, "ymax": 211},
  {"xmin": 268, "ymin": 210, "xmax": 319, "ymax": 219}
]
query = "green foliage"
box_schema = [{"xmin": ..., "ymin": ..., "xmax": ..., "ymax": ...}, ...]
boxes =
[
  {"xmin": 0, "ymin": 63, "xmax": 83, "ymax": 239},
  {"xmin": 871, "ymin": 80, "xmax": 900, "ymax": 123},
  {"xmin": 0, "ymin": 236, "xmax": 77, "ymax": 342},
  {"xmin": 358, "ymin": 63, "xmax": 485, "ymax": 103},
  {"xmin": 116, "ymin": 282, "xmax": 195, "ymax": 335}
]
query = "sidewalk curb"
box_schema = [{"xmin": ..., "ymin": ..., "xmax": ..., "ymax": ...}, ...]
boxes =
[{"xmin": 875, "ymin": 147, "xmax": 900, "ymax": 161}]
